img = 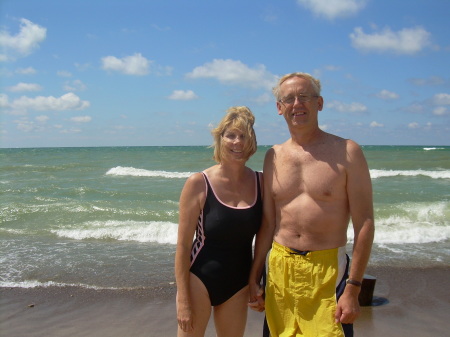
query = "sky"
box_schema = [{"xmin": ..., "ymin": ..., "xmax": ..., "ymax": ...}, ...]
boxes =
[{"xmin": 1, "ymin": 0, "xmax": 449, "ymax": 148}]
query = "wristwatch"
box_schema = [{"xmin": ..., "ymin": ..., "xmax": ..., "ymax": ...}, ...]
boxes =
[{"xmin": 346, "ymin": 279, "xmax": 362, "ymax": 287}]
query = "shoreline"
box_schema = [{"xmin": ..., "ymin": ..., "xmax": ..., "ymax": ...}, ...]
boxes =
[{"xmin": 1, "ymin": 266, "xmax": 449, "ymax": 337}]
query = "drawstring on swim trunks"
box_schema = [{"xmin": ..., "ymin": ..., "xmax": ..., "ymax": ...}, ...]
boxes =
[{"xmin": 289, "ymin": 247, "xmax": 310, "ymax": 256}]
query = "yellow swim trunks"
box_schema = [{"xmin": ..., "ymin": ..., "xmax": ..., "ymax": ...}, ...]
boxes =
[{"xmin": 265, "ymin": 241, "xmax": 349, "ymax": 337}]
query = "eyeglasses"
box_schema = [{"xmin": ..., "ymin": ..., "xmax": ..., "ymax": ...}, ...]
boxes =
[{"xmin": 279, "ymin": 94, "xmax": 319, "ymax": 105}]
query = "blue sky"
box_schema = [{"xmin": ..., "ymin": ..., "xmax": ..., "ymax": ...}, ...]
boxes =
[{"xmin": 1, "ymin": 0, "xmax": 449, "ymax": 148}]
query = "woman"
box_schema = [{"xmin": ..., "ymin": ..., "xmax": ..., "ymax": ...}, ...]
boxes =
[{"xmin": 175, "ymin": 106, "xmax": 262, "ymax": 337}]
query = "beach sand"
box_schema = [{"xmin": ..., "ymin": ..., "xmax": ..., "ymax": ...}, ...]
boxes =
[{"xmin": 1, "ymin": 266, "xmax": 449, "ymax": 337}]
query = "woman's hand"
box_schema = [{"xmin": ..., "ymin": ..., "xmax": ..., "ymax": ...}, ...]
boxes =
[
  {"xmin": 248, "ymin": 283, "xmax": 265, "ymax": 312},
  {"xmin": 177, "ymin": 303, "xmax": 194, "ymax": 332}
]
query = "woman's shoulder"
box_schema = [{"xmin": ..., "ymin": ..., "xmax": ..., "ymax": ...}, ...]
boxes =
[
  {"xmin": 202, "ymin": 165, "xmax": 222, "ymax": 177},
  {"xmin": 183, "ymin": 171, "xmax": 206, "ymax": 191}
]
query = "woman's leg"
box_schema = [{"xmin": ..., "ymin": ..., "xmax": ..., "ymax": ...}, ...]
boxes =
[
  {"xmin": 213, "ymin": 286, "xmax": 249, "ymax": 337},
  {"xmin": 177, "ymin": 273, "xmax": 212, "ymax": 337}
]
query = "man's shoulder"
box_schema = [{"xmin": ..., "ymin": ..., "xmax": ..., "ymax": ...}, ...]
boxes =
[
  {"xmin": 323, "ymin": 132, "xmax": 345, "ymax": 143},
  {"xmin": 272, "ymin": 139, "xmax": 296, "ymax": 151},
  {"xmin": 325, "ymin": 133, "xmax": 361, "ymax": 149},
  {"xmin": 263, "ymin": 142, "xmax": 285, "ymax": 155}
]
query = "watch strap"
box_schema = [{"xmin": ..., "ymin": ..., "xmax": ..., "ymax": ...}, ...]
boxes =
[{"xmin": 346, "ymin": 279, "xmax": 362, "ymax": 287}]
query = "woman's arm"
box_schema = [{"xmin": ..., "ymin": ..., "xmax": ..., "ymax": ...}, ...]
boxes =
[{"xmin": 175, "ymin": 172, "xmax": 206, "ymax": 332}]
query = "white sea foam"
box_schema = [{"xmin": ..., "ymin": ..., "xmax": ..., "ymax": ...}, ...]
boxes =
[
  {"xmin": 106, "ymin": 166, "xmax": 192, "ymax": 179},
  {"xmin": 347, "ymin": 201, "xmax": 449, "ymax": 244},
  {"xmin": 373, "ymin": 223, "xmax": 450, "ymax": 244},
  {"xmin": 54, "ymin": 205, "xmax": 449, "ymax": 246},
  {"xmin": 51, "ymin": 220, "xmax": 178, "ymax": 244},
  {"xmin": 423, "ymin": 147, "xmax": 445, "ymax": 151},
  {"xmin": 106, "ymin": 166, "xmax": 450, "ymax": 180},
  {"xmin": 370, "ymin": 169, "xmax": 450, "ymax": 179},
  {"xmin": 0, "ymin": 280, "xmax": 123, "ymax": 290},
  {"xmin": 347, "ymin": 221, "xmax": 450, "ymax": 245}
]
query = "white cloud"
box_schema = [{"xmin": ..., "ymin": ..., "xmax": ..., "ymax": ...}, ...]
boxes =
[
  {"xmin": 431, "ymin": 93, "xmax": 450, "ymax": 105},
  {"xmin": 168, "ymin": 90, "xmax": 199, "ymax": 100},
  {"xmin": 251, "ymin": 93, "xmax": 273, "ymax": 105},
  {"xmin": 409, "ymin": 76, "xmax": 445, "ymax": 86},
  {"xmin": 297, "ymin": 0, "xmax": 367, "ymax": 20},
  {"xmin": 350, "ymin": 26, "xmax": 432, "ymax": 54},
  {"xmin": 324, "ymin": 65, "xmax": 341, "ymax": 71},
  {"xmin": 426, "ymin": 93, "xmax": 450, "ymax": 116},
  {"xmin": 59, "ymin": 128, "xmax": 82, "ymax": 134},
  {"xmin": 433, "ymin": 107, "xmax": 448, "ymax": 116},
  {"xmin": 376, "ymin": 89, "xmax": 399, "ymax": 100},
  {"xmin": 261, "ymin": 12, "xmax": 278, "ymax": 23},
  {"xmin": 101, "ymin": 53, "xmax": 150, "ymax": 76},
  {"xmin": 0, "ymin": 18, "xmax": 47, "ymax": 61},
  {"xmin": 0, "ymin": 94, "xmax": 10, "ymax": 107},
  {"xmin": 186, "ymin": 59, "xmax": 277, "ymax": 90},
  {"xmin": 57, "ymin": 70, "xmax": 72, "ymax": 77},
  {"xmin": 408, "ymin": 122, "xmax": 420, "ymax": 129},
  {"xmin": 63, "ymin": 79, "xmax": 87, "ymax": 92},
  {"xmin": 70, "ymin": 116, "xmax": 92, "ymax": 123},
  {"xmin": 9, "ymin": 93, "xmax": 90, "ymax": 113},
  {"xmin": 14, "ymin": 118, "xmax": 36, "ymax": 132},
  {"xmin": 313, "ymin": 65, "xmax": 341, "ymax": 78},
  {"xmin": 16, "ymin": 67, "xmax": 36, "ymax": 75},
  {"xmin": 405, "ymin": 103, "xmax": 425, "ymax": 114},
  {"xmin": 151, "ymin": 24, "xmax": 171, "ymax": 32},
  {"xmin": 370, "ymin": 121, "xmax": 384, "ymax": 128},
  {"xmin": 424, "ymin": 122, "xmax": 433, "ymax": 131},
  {"xmin": 75, "ymin": 63, "xmax": 91, "ymax": 71},
  {"xmin": 8, "ymin": 82, "xmax": 42, "ymax": 92},
  {"xmin": 13, "ymin": 117, "xmax": 47, "ymax": 132},
  {"xmin": 325, "ymin": 100, "xmax": 368, "ymax": 113},
  {"xmin": 35, "ymin": 115, "xmax": 49, "ymax": 122}
]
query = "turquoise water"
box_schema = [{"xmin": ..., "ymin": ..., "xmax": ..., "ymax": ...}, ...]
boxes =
[{"xmin": 1, "ymin": 146, "xmax": 449, "ymax": 290}]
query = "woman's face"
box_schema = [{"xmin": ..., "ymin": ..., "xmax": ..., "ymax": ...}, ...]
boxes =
[{"xmin": 221, "ymin": 127, "xmax": 248, "ymax": 162}]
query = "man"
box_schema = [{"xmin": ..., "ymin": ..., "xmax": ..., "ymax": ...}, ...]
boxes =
[{"xmin": 248, "ymin": 72, "xmax": 374, "ymax": 337}]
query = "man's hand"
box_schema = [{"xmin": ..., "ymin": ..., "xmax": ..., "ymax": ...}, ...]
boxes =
[
  {"xmin": 248, "ymin": 283, "xmax": 265, "ymax": 312},
  {"xmin": 335, "ymin": 287, "xmax": 361, "ymax": 324}
]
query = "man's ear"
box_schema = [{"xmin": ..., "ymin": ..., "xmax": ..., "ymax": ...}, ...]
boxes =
[
  {"xmin": 317, "ymin": 96, "xmax": 324, "ymax": 111},
  {"xmin": 276, "ymin": 101, "xmax": 283, "ymax": 115}
]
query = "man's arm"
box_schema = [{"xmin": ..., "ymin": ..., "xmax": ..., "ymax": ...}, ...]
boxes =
[
  {"xmin": 248, "ymin": 148, "xmax": 277, "ymax": 312},
  {"xmin": 336, "ymin": 140, "xmax": 375, "ymax": 324}
]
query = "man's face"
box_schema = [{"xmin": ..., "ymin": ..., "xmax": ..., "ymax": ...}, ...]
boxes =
[{"xmin": 276, "ymin": 76, "xmax": 323, "ymax": 128}]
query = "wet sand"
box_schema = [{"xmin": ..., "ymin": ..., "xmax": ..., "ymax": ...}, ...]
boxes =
[{"xmin": 1, "ymin": 266, "xmax": 449, "ymax": 337}]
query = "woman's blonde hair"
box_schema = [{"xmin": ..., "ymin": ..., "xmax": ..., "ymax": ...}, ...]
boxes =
[{"xmin": 211, "ymin": 106, "xmax": 257, "ymax": 163}]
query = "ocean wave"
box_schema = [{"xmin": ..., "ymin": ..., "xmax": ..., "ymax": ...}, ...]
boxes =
[
  {"xmin": 370, "ymin": 169, "xmax": 450, "ymax": 179},
  {"xmin": 51, "ymin": 220, "xmax": 178, "ymax": 244},
  {"xmin": 347, "ymin": 221, "xmax": 450, "ymax": 245},
  {"xmin": 423, "ymin": 147, "xmax": 446, "ymax": 151},
  {"xmin": 373, "ymin": 223, "xmax": 450, "ymax": 244},
  {"xmin": 347, "ymin": 201, "xmax": 449, "ymax": 244},
  {"xmin": 0, "ymin": 280, "xmax": 124, "ymax": 290},
  {"xmin": 106, "ymin": 166, "xmax": 450, "ymax": 180},
  {"xmin": 106, "ymin": 166, "xmax": 192, "ymax": 179}
]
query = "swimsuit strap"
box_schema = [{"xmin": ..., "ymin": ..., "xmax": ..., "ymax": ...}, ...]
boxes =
[{"xmin": 201, "ymin": 170, "xmax": 261, "ymax": 208}]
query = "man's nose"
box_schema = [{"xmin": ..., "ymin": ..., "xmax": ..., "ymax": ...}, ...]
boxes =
[{"xmin": 293, "ymin": 96, "xmax": 306, "ymax": 105}]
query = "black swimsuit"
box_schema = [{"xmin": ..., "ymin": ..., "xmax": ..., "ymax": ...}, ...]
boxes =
[{"xmin": 190, "ymin": 171, "xmax": 262, "ymax": 306}]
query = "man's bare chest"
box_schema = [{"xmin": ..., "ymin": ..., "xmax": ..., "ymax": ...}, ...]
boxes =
[{"xmin": 273, "ymin": 156, "xmax": 346, "ymax": 201}]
